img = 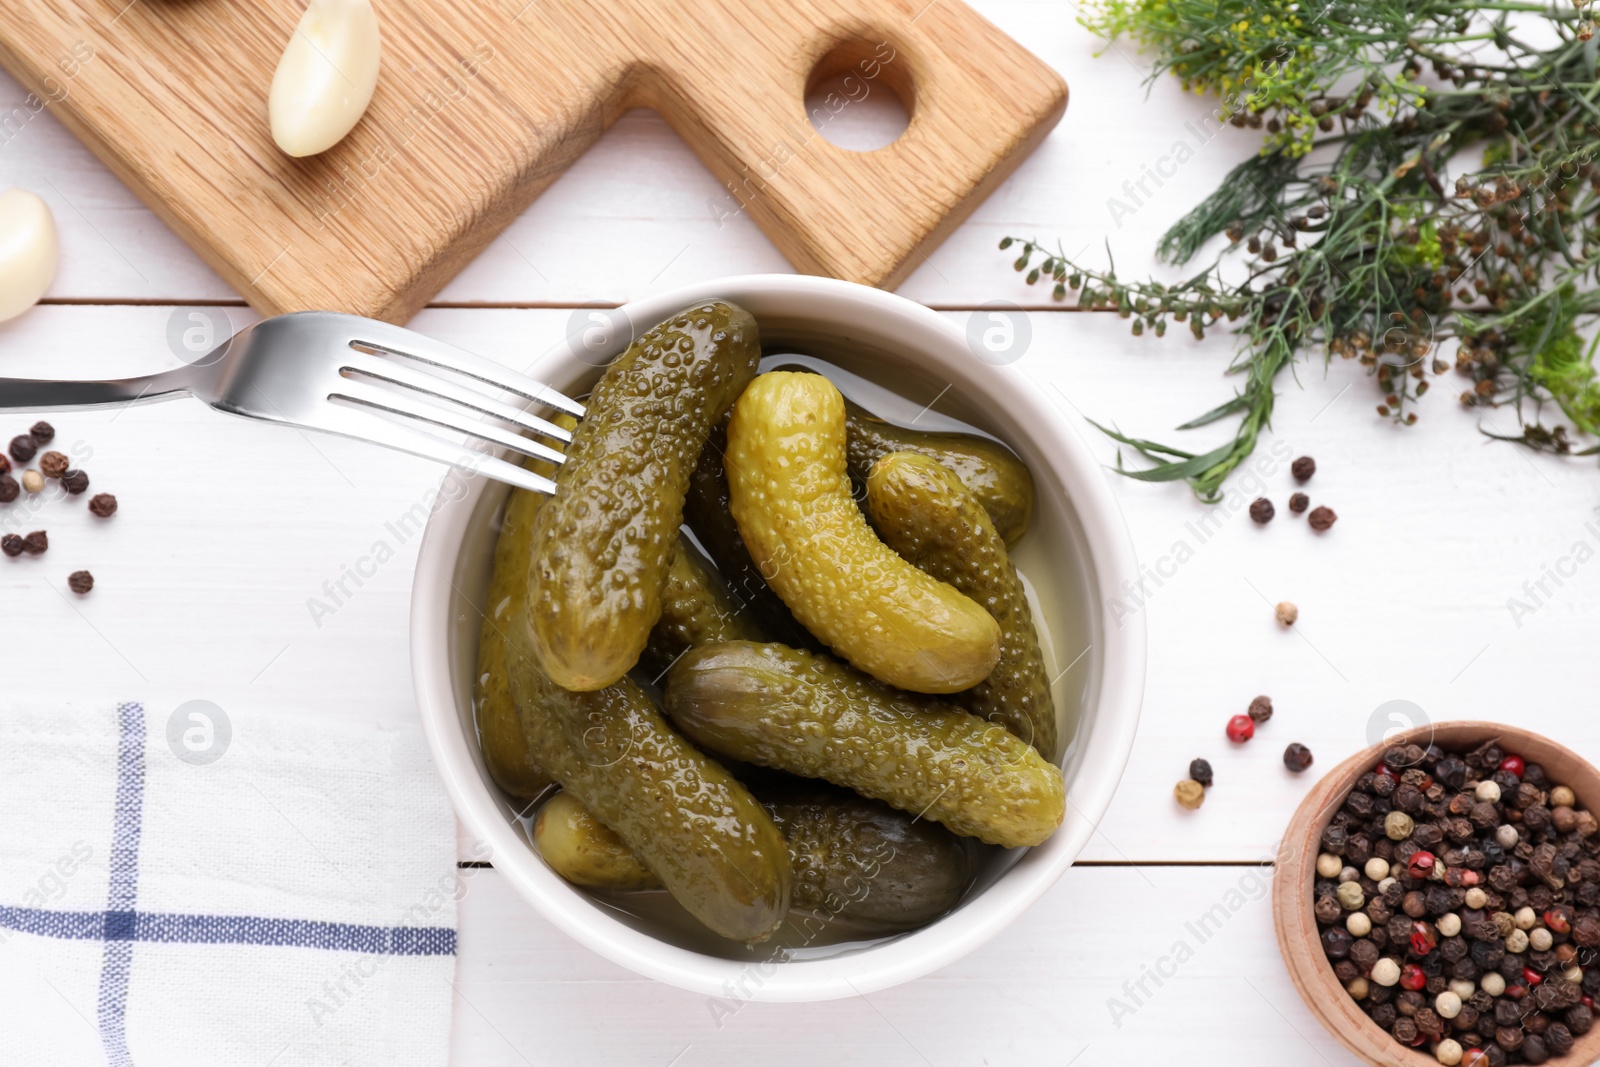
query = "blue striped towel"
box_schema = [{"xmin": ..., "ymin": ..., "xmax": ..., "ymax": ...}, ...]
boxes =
[{"xmin": 0, "ymin": 702, "xmax": 458, "ymax": 1066}]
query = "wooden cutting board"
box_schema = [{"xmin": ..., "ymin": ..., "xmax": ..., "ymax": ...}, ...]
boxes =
[{"xmin": 0, "ymin": 1, "xmax": 1065, "ymax": 322}]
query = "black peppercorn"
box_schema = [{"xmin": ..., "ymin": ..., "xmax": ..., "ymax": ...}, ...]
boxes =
[
  {"xmin": 0, "ymin": 474, "xmax": 16, "ymax": 503},
  {"xmin": 1522, "ymin": 1033, "xmax": 1549, "ymax": 1064},
  {"xmin": 60, "ymin": 470, "xmax": 88, "ymax": 495},
  {"xmin": 21, "ymin": 530, "xmax": 46, "ymax": 554},
  {"xmin": 8, "ymin": 435, "xmax": 36, "ymax": 462},
  {"xmin": 1284, "ymin": 743, "xmax": 1314, "ymax": 773},
  {"xmin": 88, "ymin": 492, "xmax": 117, "ymax": 518},
  {"xmin": 1249, "ymin": 497, "xmax": 1275, "ymax": 523},
  {"xmin": 1322, "ymin": 825, "xmax": 1348, "ymax": 855},
  {"xmin": 1308, "ymin": 505, "xmax": 1338, "ymax": 531},
  {"xmin": 38, "ymin": 451, "xmax": 68, "ymax": 478},
  {"xmin": 1189, "ymin": 758, "xmax": 1213, "ymax": 788},
  {"xmin": 0, "ymin": 533, "xmax": 21, "ymax": 557},
  {"xmin": 67, "ymin": 570, "xmax": 93, "ymax": 594},
  {"xmin": 29, "ymin": 421, "xmax": 53, "ymax": 445},
  {"xmin": 1321, "ymin": 926, "xmax": 1353, "ymax": 958},
  {"xmin": 1291, "ymin": 455, "xmax": 1316, "ymax": 481},
  {"xmin": 1248, "ymin": 695, "xmax": 1273, "ymax": 723},
  {"xmin": 1545, "ymin": 1022, "xmax": 1574, "ymax": 1055}
]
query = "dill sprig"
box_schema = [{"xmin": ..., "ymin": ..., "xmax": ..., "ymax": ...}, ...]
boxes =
[{"xmin": 1011, "ymin": 0, "xmax": 1600, "ymax": 499}]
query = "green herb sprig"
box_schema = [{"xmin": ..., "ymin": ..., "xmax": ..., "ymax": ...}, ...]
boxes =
[{"xmin": 1014, "ymin": 0, "xmax": 1600, "ymax": 499}]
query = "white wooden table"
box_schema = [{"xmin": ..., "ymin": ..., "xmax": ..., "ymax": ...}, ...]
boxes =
[{"xmin": 3, "ymin": 3, "xmax": 1598, "ymax": 1063}]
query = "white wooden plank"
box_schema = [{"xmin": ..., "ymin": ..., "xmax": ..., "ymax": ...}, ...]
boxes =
[
  {"xmin": 449, "ymin": 864, "xmax": 1365, "ymax": 1066},
  {"xmin": 4, "ymin": 1, "xmax": 1257, "ymax": 308},
  {"xmin": 2, "ymin": 305, "xmax": 1594, "ymax": 868}
]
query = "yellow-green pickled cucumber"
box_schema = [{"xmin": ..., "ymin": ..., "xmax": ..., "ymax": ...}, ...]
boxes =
[
  {"xmin": 536, "ymin": 788, "xmax": 973, "ymax": 927},
  {"xmin": 663, "ymin": 642, "xmax": 1065, "ymax": 848},
  {"xmin": 866, "ymin": 452, "xmax": 1058, "ymax": 761},
  {"xmin": 528, "ymin": 302, "xmax": 761, "ymax": 691},
  {"xmin": 843, "ymin": 396, "xmax": 1035, "ymax": 546},
  {"xmin": 724, "ymin": 372, "xmax": 999, "ymax": 694},
  {"xmin": 473, "ymin": 414, "xmax": 578, "ymax": 799},
  {"xmin": 510, "ymin": 614, "xmax": 789, "ymax": 943},
  {"xmin": 683, "ymin": 418, "xmax": 821, "ymax": 651},
  {"xmin": 637, "ymin": 538, "xmax": 766, "ymax": 680},
  {"xmin": 533, "ymin": 790, "xmax": 659, "ymax": 889}
]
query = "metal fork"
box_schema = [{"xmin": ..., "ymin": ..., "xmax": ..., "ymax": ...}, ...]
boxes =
[{"xmin": 0, "ymin": 311, "xmax": 585, "ymax": 495}]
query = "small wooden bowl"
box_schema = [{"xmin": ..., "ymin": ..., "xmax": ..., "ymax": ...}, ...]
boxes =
[{"xmin": 1273, "ymin": 720, "xmax": 1600, "ymax": 1067}]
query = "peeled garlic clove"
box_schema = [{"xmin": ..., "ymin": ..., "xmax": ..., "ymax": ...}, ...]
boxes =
[
  {"xmin": 0, "ymin": 188, "xmax": 59, "ymax": 324},
  {"xmin": 269, "ymin": 0, "xmax": 381, "ymax": 157}
]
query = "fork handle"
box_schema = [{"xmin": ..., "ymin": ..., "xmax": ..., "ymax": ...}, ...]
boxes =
[{"xmin": 0, "ymin": 369, "xmax": 196, "ymax": 412}]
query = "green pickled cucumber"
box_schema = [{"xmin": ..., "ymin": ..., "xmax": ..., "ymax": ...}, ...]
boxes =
[
  {"xmin": 866, "ymin": 452, "xmax": 1058, "ymax": 761},
  {"xmin": 683, "ymin": 418, "xmax": 821, "ymax": 651},
  {"xmin": 473, "ymin": 414, "xmax": 578, "ymax": 799},
  {"xmin": 528, "ymin": 302, "xmax": 761, "ymax": 691},
  {"xmin": 843, "ymin": 394, "xmax": 1035, "ymax": 546},
  {"xmin": 509, "ymin": 649, "xmax": 791, "ymax": 942},
  {"xmin": 533, "ymin": 791, "xmax": 660, "ymax": 889},
  {"xmin": 535, "ymin": 788, "xmax": 973, "ymax": 928},
  {"xmin": 663, "ymin": 642, "xmax": 1065, "ymax": 848},
  {"xmin": 725, "ymin": 372, "xmax": 1000, "ymax": 694},
  {"xmin": 769, "ymin": 790, "xmax": 975, "ymax": 928},
  {"xmin": 637, "ymin": 538, "xmax": 766, "ymax": 679}
]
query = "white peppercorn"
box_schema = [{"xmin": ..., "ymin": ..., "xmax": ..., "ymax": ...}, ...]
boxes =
[
  {"xmin": 1385, "ymin": 811, "xmax": 1415, "ymax": 840},
  {"xmin": 1336, "ymin": 881, "xmax": 1364, "ymax": 910},
  {"xmin": 1507, "ymin": 928, "xmax": 1529, "ymax": 954},
  {"xmin": 1551, "ymin": 785, "xmax": 1577, "ymax": 808},
  {"xmin": 1436, "ymin": 913, "xmax": 1462, "ymax": 938},
  {"xmin": 1371, "ymin": 958, "xmax": 1401, "ymax": 987},
  {"xmin": 1347, "ymin": 912, "xmax": 1372, "ymax": 937},
  {"xmin": 21, "ymin": 469, "xmax": 42, "ymax": 493},
  {"xmin": 1480, "ymin": 972, "xmax": 1506, "ymax": 997},
  {"xmin": 1435, "ymin": 991, "xmax": 1463, "ymax": 1019},
  {"xmin": 1316, "ymin": 853, "xmax": 1342, "ymax": 879},
  {"xmin": 1464, "ymin": 888, "xmax": 1488, "ymax": 911},
  {"xmin": 1496, "ymin": 824, "xmax": 1519, "ymax": 848},
  {"xmin": 1435, "ymin": 1038, "xmax": 1463, "ymax": 1066},
  {"xmin": 1530, "ymin": 927, "xmax": 1554, "ymax": 952},
  {"xmin": 1475, "ymin": 780, "xmax": 1502, "ymax": 803},
  {"xmin": 1365, "ymin": 857, "xmax": 1390, "ymax": 881},
  {"xmin": 1516, "ymin": 906, "xmax": 1538, "ymax": 930}
]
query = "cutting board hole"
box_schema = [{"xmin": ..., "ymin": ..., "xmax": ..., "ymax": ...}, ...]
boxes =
[{"xmin": 804, "ymin": 37, "xmax": 912, "ymax": 151}]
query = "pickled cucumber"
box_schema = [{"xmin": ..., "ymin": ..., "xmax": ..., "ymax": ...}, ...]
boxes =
[
  {"xmin": 770, "ymin": 789, "xmax": 975, "ymax": 927},
  {"xmin": 683, "ymin": 418, "xmax": 820, "ymax": 651},
  {"xmin": 843, "ymin": 396, "xmax": 1035, "ymax": 546},
  {"xmin": 663, "ymin": 642, "xmax": 1065, "ymax": 848},
  {"xmin": 528, "ymin": 302, "xmax": 761, "ymax": 691},
  {"xmin": 510, "ymin": 611, "xmax": 790, "ymax": 942},
  {"xmin": 535, "ymin": 787, "xmax": 974, "ymax": 927},
  {"xmin": 724, "ymin": 372, "xmax": 1000, "ymax": 694},
  {"xmin": 637, "ymin": 537, "xmax": 766, "ymax": 679},
  {"xmin": 473, "ymin": 414, "xmax": 577, "ymax": 799},
  {"xmin": 533, "ymin": 790, "xmax": 658, "ymax": 890},
  {"xmin": 866, "ymin": 452, "xmax": 1058, "ymax": 761}
]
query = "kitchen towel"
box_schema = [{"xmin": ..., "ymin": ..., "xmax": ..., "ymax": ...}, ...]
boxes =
[{"xmin": 0, "ymin": 701, "xmax": 458, "ymax": 1066}]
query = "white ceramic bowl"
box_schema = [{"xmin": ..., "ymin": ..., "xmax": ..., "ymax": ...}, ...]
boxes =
[{"xmin": 410, "ymin": 274, "xmax": 1145, "ymax": 1001}]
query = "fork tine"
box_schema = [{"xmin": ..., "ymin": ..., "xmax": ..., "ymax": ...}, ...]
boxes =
[
  {"xmin": 339, "ymin": 352, "xmax": 574, "ymax": 445},
  {"xmin": 332, "ymin": 380, "xmax": 568, "ymax": 466},
  {"xmin": 313, "ymin": 404, "xmax": 558, "ymax": 495},
  {"xmin": 339, "ymin": 316, "xmax": 587, "ymax": 418}
]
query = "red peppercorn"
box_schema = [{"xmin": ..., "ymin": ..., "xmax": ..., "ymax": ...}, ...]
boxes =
[
  {"xmin": 1410, "ymin": 921, "xmax": 1438, "ymax": 955},
  {"xmin": 1545, "ymin": 908, "xmax": 1573, "ymax": 934},
  {"xmin": 1444, "ymin": 867, "xmax": 1480, "ymax": 887},
  {"xmin": 1375, "ymin": 763, "xmax": 1399, "ymax": 782},
  {"xmin": 1524, "ymin": 967, "xmax": 1545, "ymax": 986},
  {"xmin": 1500, "ymin": 754, "xmax": 1526, "ymax": 777},
  {"xmin": 1408, "ymin": 851, "xmax": 1436, "ymax": 879},
  {"xmin": 1399, "ymin": 964, "xmax": 1427, "ymax": 990},
  {"xmin": 1506, "ymin": 983, "xmax": 1528, "ymax": 1000},
  {"xmin": 1584, "ymin": 995, "xmax": 1594, "ymax": 1009},
  {"xmin": 1226, "ymin": 715, "xmax": 1255, "ymax": 743}
]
